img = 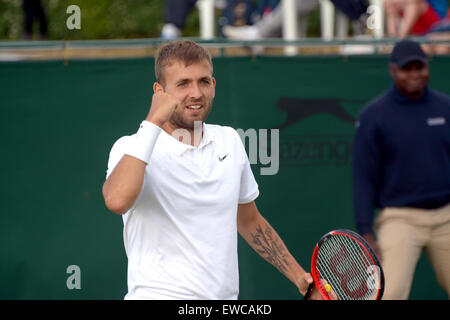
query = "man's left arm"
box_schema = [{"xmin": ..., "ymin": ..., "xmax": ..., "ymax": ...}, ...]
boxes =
[{"xmin": 237, "ymin": 201, "xmax": 321, "ymax": 299}]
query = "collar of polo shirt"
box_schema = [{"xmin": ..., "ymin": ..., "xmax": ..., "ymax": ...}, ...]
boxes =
[{"xmin": 159, "ymin": 123, "xmax": 216, "ymax": 157}]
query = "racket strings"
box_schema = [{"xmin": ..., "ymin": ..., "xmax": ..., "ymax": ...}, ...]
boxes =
[
  {"xmin": 316, "ymin": 235, "xmax": 379, "ymax": 300},
  {"xmin": 318, "ymin": 240, "xmax": 362, "ymax": 299},
  {"xmin": 318, "ymin": 247, "xmax": 367, "ymax": 299},
  {"xmin": 323, "ymin": 237, "xmax": 372, "ymax": 299},
  {"xmin": 316, "ymin": 248, "xmax": 348, "ymax": 299},
  {"xmin": 321, "ymin": 237, "xmax": 375, "ymax": 299},
  {"xmin": 340, "ymin": 236, "xmax": 374, "ymax": 297}
]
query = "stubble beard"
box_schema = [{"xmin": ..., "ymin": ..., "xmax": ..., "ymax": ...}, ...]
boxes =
[{"xmin": 170, "ymin": 100, "xmax": 213, "ymax": 130}]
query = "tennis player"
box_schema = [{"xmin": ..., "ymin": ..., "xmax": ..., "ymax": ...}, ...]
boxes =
[{"xmin": 102, "ymin": 40, "xmax": 321, "ymax": 300}]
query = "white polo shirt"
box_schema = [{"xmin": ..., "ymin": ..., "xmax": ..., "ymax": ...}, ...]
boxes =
[{"xmin": 106, "ymin": 123, "xmax": 259, "ymax": 300}]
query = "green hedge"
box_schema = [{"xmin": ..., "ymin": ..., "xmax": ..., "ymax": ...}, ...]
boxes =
[{"xmin": 0, "ymin": 0, "xmax": 186, "ymax": 40}]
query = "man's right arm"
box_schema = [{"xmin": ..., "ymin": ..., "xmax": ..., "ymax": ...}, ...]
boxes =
[
  {"xmin": 102, "ymin": 154, "xmax": 148, "ymax": 214},
  {"xmin": 102, "ymin": 88, "xmax": 179, "ymax": 214}
]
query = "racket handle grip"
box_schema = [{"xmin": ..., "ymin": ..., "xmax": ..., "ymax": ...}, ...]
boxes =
[{"xmin": 303, "ymin": 283, "xmax": 313, "ymax": 300}]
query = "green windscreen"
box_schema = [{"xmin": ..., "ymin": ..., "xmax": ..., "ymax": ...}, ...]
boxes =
[{"xmin": 1, "ymin": 55, "xmax": 448, "ymax": 299}]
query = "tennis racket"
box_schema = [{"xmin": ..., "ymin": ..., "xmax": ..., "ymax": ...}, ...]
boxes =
[{"xmin": 304, "ymin": 229, "xmax": 384, "ymax": 300}]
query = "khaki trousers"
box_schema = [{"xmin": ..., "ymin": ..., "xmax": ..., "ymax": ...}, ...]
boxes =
[{"xmin": 374, "ymin": 204, "xmax": 450, "ymax": 300}]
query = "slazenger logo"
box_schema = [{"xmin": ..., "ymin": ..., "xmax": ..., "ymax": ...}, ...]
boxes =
[
  {"xmin": 274, "ymin": 97, "xmax": 358, "ymax": 166},
  {"xmin": 276, "ymin": 97, "xmax": 356, "ymax": 130}
]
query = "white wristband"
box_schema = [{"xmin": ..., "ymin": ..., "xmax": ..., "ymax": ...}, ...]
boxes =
[{"xmin": 125, "ymin": 121, "xmax": 161, "ymax": 164}]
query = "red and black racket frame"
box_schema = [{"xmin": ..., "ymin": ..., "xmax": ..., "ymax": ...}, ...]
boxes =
[{"xmin": 304, "ymin": 229, "xmax": 385, "ymax": 300}]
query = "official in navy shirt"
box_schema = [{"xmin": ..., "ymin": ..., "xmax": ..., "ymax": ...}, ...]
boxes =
[{"xmin": 352, "ymin": 39, "xmax": 450, "ymax": 299}]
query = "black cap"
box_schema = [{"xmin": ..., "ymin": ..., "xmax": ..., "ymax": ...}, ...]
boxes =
[{"xmin": 390, "ymin": 39, "xmax": 428, "ymax": 68}]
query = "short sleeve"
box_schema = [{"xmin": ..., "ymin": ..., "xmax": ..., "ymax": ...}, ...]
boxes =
[
  {"xmin": 239, "ymin": 161, "xmax": 260, "ymax": 204},
  {"xmin": 232, "ymin": 130, "xmax": 259, "ymax": 204},
  {"xmin": 105, "ymin": 135, "xmax": 133, "ymax": 179}
]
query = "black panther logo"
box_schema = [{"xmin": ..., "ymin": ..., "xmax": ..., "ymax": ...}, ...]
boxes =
[{"xmin": 276, "ymin": 97, "xmax": 359, "ymax": 130}]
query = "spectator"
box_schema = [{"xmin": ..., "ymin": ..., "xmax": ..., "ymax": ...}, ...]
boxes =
[
  {"xmin": 160, "ymin": 0, "xmax": 252, "ymax": 40},
  {"xmin": 221, "ymin": 0, "xmax": 258, "ymax": 28},
  {"xmin": 423, "ymin": 10, "xmax": 450, "ymax": 54},
  {"xmin": 222, "ymin": 0, "xmax": 370, "ymax": 40},
  {"xmin": 160, "ymin": 0, "xmax": 197, "ymax": 40},
  {"xmin": 223, "ymin": 0, "xmax": 319, "ymax": 40},
  {"xmin": 385, "ymin": 0, "xmax": 448, "ymax": 38},
  {"xmin": 352, "ymin": 39, "xmax": 450, "ymax": 299},
  {"xmin": 332, "ymin": 0, "xmax": 370, "ymax": 36},
  {"xmin": 22, "ymin": 0, "xmax": 48, "ymax": 40}
]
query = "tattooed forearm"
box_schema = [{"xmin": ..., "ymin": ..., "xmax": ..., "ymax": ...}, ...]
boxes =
[{"xmin": 250, "ymin": 223, "xmax": 291, "ymax": 275}]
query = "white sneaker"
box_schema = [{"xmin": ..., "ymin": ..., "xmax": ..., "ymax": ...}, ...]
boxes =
[
  {"xmin": 223, "ymin": 25, "xmax": 264, "ymax": 55},
  {"xmin": 161, "ymin": 24, "xmax": 181, "ymax": 40},
  {"xmin": 222, "ymin": 25, "xmax": 261, "ymax": 40}
]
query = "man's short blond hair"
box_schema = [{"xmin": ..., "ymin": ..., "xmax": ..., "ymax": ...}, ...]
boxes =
[{"xmin": 155, "ymin": 40, "xmax": 213, "ymax": 86}]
